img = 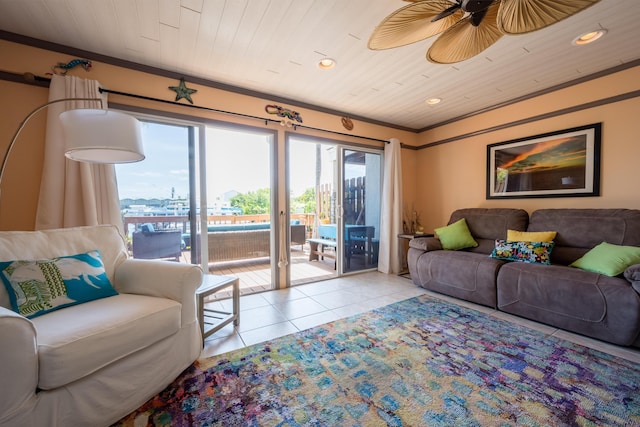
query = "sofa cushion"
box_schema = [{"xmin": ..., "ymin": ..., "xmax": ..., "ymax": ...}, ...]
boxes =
[
  {"xmin": 207, "ymin": 223, "xmax": 270, "ymax": 233},
  {"xmin": 490, "ymin": 240, "xmax": 555, "ymax": 265},
  {"xmin": 570, "ymin": 242, "xmax": 640, "ymax": 277},
  {"xmin": 507, "ymin": 230, "xmax": 556, "ymax": 243},
  {"xmin": 497, "ymin": 262, "xmax": 640, "ymax": 346},
  {"xmin": 31, "ymin": 293, "xmax": 181, "ymax": 390},
  {"xmin": 413, "ymin": 250, "xmax": 503, "ymax": 308},
  {"xmin": 528, "ymin": 209, "xmax": 640, "ymax": 265},
  {"xmin": 0, "ymin": 250, "xmax": 118, "ymax": 319},
  {"xmin": 435, "ymin": 218, "xmax": 478, "ymax": 250},
  {"xmin": 448, "ymin": 208, "xmax": 529, "ymax": 254},
  {"xmin": 140, "ymin": 223, "xmax": 155, "ymax": 233}
]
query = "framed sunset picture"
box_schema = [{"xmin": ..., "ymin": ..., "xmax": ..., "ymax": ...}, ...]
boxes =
[{"xmin": 486, "ymin": 123, "xmax": 601, "ymax": 199}]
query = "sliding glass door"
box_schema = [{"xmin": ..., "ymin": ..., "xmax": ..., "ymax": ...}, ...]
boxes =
[
  {"xmin": 117, "ymin": 116, "xmax": 381, "ymax": 292},
  {"xmin": 117, "ymin": 118, "xmax": 278, "ymax": 295},
  {"xmin": 116, "ymin": 120, "xmax": 194, "ymax": 264},
  {"xmin": 342, "ymin": 148, "xmax": 382, "ymax": 273},
  {"xmin": 288, "ymin": 136, "xmax": 382, "ymax": 283},
  {"xmin": 203, "ymin": 125, "xmax": 276, "ymax": 293},
  {"xmin": 289, "ymin": 138, "xmax": 338, "ymax": 284}
]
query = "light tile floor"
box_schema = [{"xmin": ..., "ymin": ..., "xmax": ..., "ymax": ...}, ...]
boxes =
[{"xmin": 201, "ymin": 272, "xmax": 640, "ymax": 364}]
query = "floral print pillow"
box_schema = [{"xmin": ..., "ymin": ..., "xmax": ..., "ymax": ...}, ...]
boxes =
[{"xmin": 490, "ymin": 240, "xmax": 555, "ymax": 265}]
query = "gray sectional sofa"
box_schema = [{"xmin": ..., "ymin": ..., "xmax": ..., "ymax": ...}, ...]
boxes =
[{"xmin": 408, "ymin": 208, "xmax": 640, "ymax": 347}]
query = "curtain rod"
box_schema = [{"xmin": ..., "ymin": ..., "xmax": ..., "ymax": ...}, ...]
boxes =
[
  {"xmin": 98, "ymin": 87, "xmax": 389, "ymax": 144},
  {"xmin": 2, "ymin": 71, "xmax": 389, "ymax": 144}
]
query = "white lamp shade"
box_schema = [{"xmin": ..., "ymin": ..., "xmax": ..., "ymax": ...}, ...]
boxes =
[{"xmin": 60, "ymin": 109, "xmax": 145, "ymax": 163}]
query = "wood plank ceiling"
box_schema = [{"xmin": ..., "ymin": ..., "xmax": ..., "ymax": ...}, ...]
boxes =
[{"xmin": 0, "ymin": 0, "xmax": 639, "ymax": 131}]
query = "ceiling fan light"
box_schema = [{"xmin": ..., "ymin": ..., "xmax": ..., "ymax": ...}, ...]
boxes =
[{"xmin": 572, "ymin": 29, "xmax": 607, "ymax": 45}]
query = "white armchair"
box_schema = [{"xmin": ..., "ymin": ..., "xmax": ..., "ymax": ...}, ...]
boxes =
[{"xmin": 0, "ymin": 225, "xmax": 203, "ymax": 427}]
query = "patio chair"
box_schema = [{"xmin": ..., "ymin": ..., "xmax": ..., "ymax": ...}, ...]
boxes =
[
  {"xmin": 345, "ymin": 226, "xmax": 375, "ymax": 269},
  {"xmin": 132, "ymin": 223, "xmax": 182, "ymax": 261}
]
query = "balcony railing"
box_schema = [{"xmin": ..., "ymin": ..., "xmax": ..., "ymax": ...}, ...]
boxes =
[{"xmin": 123, "ymin": 213, "xmax": 316, "ymax": 236}]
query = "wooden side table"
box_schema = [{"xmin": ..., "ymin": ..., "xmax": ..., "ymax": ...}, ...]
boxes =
[
  {"xmin": 398, "ymin": 233, "xmax": 434, "ymax": 277},
  {"xmin": 196, "ymin": 274, "xmax": 240, "ymax": 346}
]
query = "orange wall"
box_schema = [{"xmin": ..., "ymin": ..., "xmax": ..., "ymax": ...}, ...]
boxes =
[
  {"xmin": 0, "ymin": 39, "xmax": 418, "ymax": 230},
  {"xmin": 3, "ymin": 38, "xmax": 638, "ymax": 234},
  {"xmin": 0, "ymin": 81, "xmax": 48, "ymax": 230},
  {"xmin": 412, "ymin": 66, "xmax": 640, "ymax": 232}
]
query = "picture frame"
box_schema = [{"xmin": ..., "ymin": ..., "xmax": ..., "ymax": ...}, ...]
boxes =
[{"xmin": 486, "ymin": 123, "xmax": 601, "ymax": 199}]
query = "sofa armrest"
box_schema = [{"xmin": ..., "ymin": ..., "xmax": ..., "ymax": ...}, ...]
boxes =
[
  {"xmin": 408, "ymin": 236, "xmax": 442, "ymax": 252},
  {"xmin": 114, "ymin": 259, "xmax": 203, "ymax": 327},
  {"xmin": 0, "ymin": 307, "xmax": 38, "ymax": 423},
  {"xmin": 624, "ymin": 264, "xmax": 640, "ymax": 293}
]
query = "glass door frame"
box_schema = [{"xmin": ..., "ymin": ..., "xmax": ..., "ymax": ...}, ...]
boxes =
[
  {"xmin": 119, "ymin": 113, "xmax": 202, "ymax": 266},
  {"xmin": 120, "ymin": 110, "xmax": 281, "ymax": 292},
  {"xmin": 338, "ymin": 145, "xmax": 383, "ymax": 275},
  {"xmin": 199, "ymin": 121, "xmax": 279, "ymax": 289},
  {"xmin": 286, "ymin": 133, "xmax": 383, "ymax": 281}
]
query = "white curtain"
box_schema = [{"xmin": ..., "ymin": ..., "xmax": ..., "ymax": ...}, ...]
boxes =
[
  {"xmin": 377, "ymin": 138, "xmax": 403, "ymax": 274},
  {"xmin": 35, "ymin": 75, "xmax": 123, "ymax": 233}
]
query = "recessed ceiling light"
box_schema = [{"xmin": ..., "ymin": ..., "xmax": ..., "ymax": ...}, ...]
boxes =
[
  {"xmin": 572, "ymin": 29, "xmax": 607, "ymax": 45},
  {"xmin": 426, "ymin": 98, "xmax": 442, "ymax": 105},
  {"xmin": 318, "ymin": 58, "xmax": 336, "ymax": 70}
]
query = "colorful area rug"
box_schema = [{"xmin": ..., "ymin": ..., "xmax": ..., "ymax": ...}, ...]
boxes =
[{"xmin": 114, "ymin": 295, "xmax": 640, "ymax": 426}]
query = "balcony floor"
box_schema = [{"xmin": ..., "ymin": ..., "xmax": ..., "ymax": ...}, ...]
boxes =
[{"xmin": 178, "ymin": 245, "xmax": 339, "ymax": 299}]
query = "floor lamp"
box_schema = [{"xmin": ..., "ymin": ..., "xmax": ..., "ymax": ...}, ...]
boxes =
[{"xmin": 0, "ymin": 97, "xmax": 145, "ymax": 203}]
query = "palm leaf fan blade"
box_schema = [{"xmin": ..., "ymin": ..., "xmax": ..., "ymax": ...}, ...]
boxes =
[
  {"xmin": 497, "ymin": 0, "xmax": 602, "ymax": 35},
  {"xmin": 427, "ymin": 2, "xmax": 502, "ymax": 64},
  {"xmin": 368, "ymin": 0, "xmax": 464, "ymax": 50}
]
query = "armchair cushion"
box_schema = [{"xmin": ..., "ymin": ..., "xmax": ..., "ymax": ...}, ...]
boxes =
[
  {"xmin": 0, "ymin": 250, "xmax": 118, "ymax": 319},
  {"xmin": 32, "ymin": 293, "xmax": 180, "ymax": 390}
]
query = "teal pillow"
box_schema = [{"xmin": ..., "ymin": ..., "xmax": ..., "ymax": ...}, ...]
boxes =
[
  {"xmin": 570, "ymin": 242, "xmax": 640, "ymax": 277},
  {"xmin": 0, "ymin": 250, "xmax": 118, "ymax": 319},
  {"xmin": 435, "ymin": 218, "xmax": 478, "ymax": 250},
  {"xmin": 490, "ymin": 240, "xmax": 555, "ymax": 265}
]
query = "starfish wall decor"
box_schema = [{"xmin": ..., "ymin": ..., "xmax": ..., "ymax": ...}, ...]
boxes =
[{"xmin": 169, "ymin": 78, "xmax": 197, "ymax": 104}]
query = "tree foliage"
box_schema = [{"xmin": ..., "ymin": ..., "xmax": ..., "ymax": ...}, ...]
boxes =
[
  {"xmin": 230, "ymin": 188, "xmax": 270, "ymax": 214},
  {"xmin": 292, "ymin": 187, "xmax": 316, "ymax": 213},
  {"xmin": 230, "ymin": 187, "xmax": 317, "ymax": 215}
]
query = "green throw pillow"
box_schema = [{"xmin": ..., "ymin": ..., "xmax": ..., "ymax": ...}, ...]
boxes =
[
  {"xmin": 0, "ymin": 250, "xmax": 118, "ymax": 319},
  {"xmin": 570, "ymin": 242, "xmax": 640, "ymax": 277},
  {"xmin": 435, "ymin": 218, "xmax": 478, "ymax": 250}
]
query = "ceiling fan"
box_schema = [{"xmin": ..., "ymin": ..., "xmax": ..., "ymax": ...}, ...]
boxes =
[{"xmin": 368, "ymin": 0, "xmax": 602, "ymax": 64}]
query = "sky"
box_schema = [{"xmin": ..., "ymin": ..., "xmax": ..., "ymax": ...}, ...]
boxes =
[
  {"xmin": 116, "ymin": 122, "xmax": 190, "ymax": 200},
  {"xmin": 115, "ymin": 122, "xmax": 333, "ymax": 203}
]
